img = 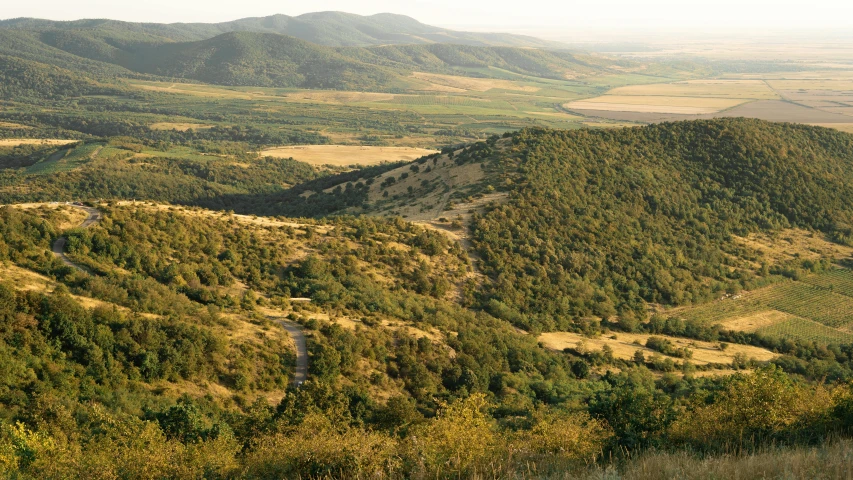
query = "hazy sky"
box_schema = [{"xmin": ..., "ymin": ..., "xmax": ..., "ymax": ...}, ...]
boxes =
[{"xmin": 4, "ymin": 0, "xmax": 852, "ymax": 30}]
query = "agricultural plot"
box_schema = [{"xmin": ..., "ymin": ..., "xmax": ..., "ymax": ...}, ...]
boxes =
[
  {"xmin": 757, "ymin": 317, "xmax": 853, "ymax": 346},
  {"xmin": 410, "ymin": 72, "xmax": 540, "ymax": 92},
  {"xmin": 607, "ymin": 80, "xmax": 780, "ymax": 100},
  {"xmin": 565, "ymin": 95, "xmax": 746, "ymax": 114},
  {"xmin": 802, "ymin": 268, "xmax": 853, "ymax": 298},
  {"xmin": 26, "ymin": 143, "xmax": 102, "ymax": 175},
  {"xmin": 564, "ymin": 80, "xmax": 775, "ymax": 115},
  {"xmin": 674, "ymin": 269, "xmax": 853, "ymax": 344}
]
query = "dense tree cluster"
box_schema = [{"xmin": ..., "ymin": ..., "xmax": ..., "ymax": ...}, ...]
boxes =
[{"xmin": 473, "ymin": 120, "xmax": 853, "ymax": 331}]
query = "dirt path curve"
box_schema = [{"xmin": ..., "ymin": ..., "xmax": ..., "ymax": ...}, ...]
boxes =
[
  {"xmin": 52, "ymin": 204, "xmax": 101, "ymax": 272},
  {"xmin": 271, "ymin": 316, "xmax": 308, "ymax": 386}
]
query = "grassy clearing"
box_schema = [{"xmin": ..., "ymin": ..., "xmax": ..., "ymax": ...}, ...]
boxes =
[
  {"xmin": 735, "ymin": 229, "xmax": 853, "ymax": 265},
  {"xmin": 9, "ymin": 202, "xmax": 88, "ymax": 229},
  {"xmin": 260, "ymin": 145, "xmax": 437, "ymax": 166},
  {"xmin": 0, "ymin": 139, "xmax": 79, "ymax": 147},
  {"xmin": 0, "ymin": 263, "xmax": 131, "ymax": 313},
  {"xmin": 149, "ymin": 122, "xmax": 213, "ymax": 131},
  {"xmin": 537, "ymin": 331, "xmax": 776, "ymax": 366},
  {"xmin": 0, "ymin": 121, "xmax": 31, "ymax": 129}
]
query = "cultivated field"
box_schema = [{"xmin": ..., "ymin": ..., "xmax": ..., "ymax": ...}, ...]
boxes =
[
  {"xmin": 410, "ymin": 72, "xmax": 540, "ymax": 92},
  {"xmin": 674, "ymin": 269, "xmax": 853, "ymax": 345},
  {"xmin": 260, "ymin": 145, "xmax": 438, "ymax": 166},
  {"xmin": 26, "ymin": 143, "xmax": 102, "ymax": 174},
  {"xmin": 567, "ymin": 68, "xmax": 853, "ymax": 126},
  {"xmin": 607, "ymin": 79, "xmax": 780, "ymax": 99},
  {"xmin": 565, "ymin": 95, "xmax": 747, "ymax": 114}
]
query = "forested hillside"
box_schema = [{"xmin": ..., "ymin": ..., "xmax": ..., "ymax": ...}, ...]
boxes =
[
  {"xmin": 0, "ymin": 23, "xmax": 614, "ymax": 90},
  {"xmin": 265, "ymin": 119, "xmax": 853, "ymax": 333},
  {"xmin": 0, "ymin": 12, "xmax": 560, "ymax": 48},
  {"xmin": 472, "ymin": 120, "xmax": 853, "ymax": 331}
]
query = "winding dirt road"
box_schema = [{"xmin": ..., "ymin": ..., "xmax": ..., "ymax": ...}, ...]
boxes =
[
  {"xmin": 273, "ymin": 317, "xmax": 308, "ymax": 386},
  {"xmin": 52, "ymin": 204, "xmax": 101, "ymax": 272},
  {"xmin": 49, "ymin": 203, "xmax": 309, "ymax": 387}
]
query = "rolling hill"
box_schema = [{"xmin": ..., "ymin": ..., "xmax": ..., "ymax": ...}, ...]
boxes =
[
  {"xmin": 0, "ymin": 12, "xmax": 562, "ymax": 48},
  {"xmin": 256, "ymin": 119, "xmax": 853, "ymax": 332},
  {"xmin": 0, "ymin": 25, "xmax": 614, "ymax": 90}
]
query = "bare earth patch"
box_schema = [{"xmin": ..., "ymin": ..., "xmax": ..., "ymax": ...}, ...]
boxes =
[{"xmin": 260, "ymin": 145, "xmax": 437, "ymax": 167}]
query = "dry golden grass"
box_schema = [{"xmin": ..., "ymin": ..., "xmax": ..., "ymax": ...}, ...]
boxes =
[
  {"xmin": 0, "ymin": 121, "xmax": 31, "ymax": 129},
  {"xmin": 608, "ymin": 80, "xmax": 779, "ymax": 99},
  {"xmin": 538, "ymin": 331, "xmax": 776, "ymax": 366},
  {"xmin": 719, "ymin": 310, "xmax": 795, "ymax": 333},
  {"xmin": 411, "ymin": 72, "xmax": 539, "ymax": 92},
  {"xmin": 602, "ymin": 438, "xmax": 853, "ymax": 480},
  {"xmin": 0, "ymin": 139, "xmax": 79, "ymax": 147},
  {"xmin": 7, "ymin": 203, "xmax": 88, "ymax": 229},
  {"xmin": 260, "ymin": 145, "xmax": 437, "ymax": 166},
  {"xmin": 353, "ymin": 152, "xmax": 487, "ymax": 221},
  {"xmin": 0, "ymin": 263, "xmax": 148, "ymax": 315},
  {"xmin": 149, "ymin": 122, "xmax": 213, "ymax": 131},
  {"xmin": 735, "ymin": 228, "xmax": 853, "ymax": 265},
  {"xmin": 564, "ymin": 95, "xmax": 747, "ymax": 114},
  {"xmin": 115, "ymin": 202, "xmax": 329, "ymax": 236}
]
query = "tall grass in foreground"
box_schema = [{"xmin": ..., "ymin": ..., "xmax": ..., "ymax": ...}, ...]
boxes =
[{"xmin": 557, "ymin": 439, "xmax": 853, "ymax": 480}]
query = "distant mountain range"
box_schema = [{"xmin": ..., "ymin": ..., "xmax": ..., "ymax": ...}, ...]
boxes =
[
  {"xmin": 0, "ymin": 13, "xmax": 619, "ymax": 91},
  {"xmin": 0, "ymin": 12, "xmax": 563, "ymax": 48}
]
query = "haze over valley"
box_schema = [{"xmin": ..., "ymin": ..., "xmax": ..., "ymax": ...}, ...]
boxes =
[{"xmin": 2, "ymin": 4, "xmax": 853, "ymax": 478}]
